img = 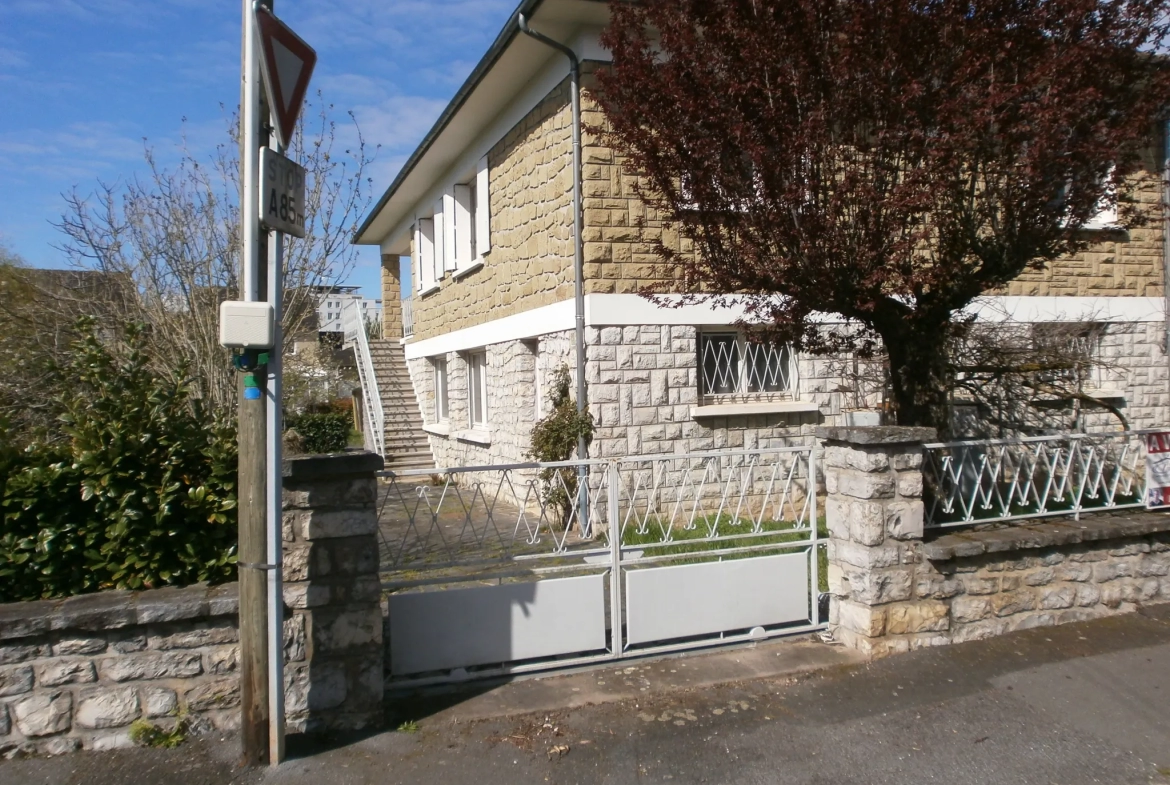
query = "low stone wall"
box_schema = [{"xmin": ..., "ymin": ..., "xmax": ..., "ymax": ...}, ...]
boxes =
[
  {"xmin": 0, "ymin": 450, "xmax": 386, "ymax": 758},
  {"xmin": 821, "ymin": 425, "xmax": 1170, "ymax": 658},
  {"xmin": 0, "ymin": 583, "xmax": 241, "ymax": 757}
]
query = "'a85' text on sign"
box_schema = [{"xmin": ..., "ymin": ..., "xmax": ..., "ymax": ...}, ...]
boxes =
[{"xmin": 259, "ymin": 147, "xmax": 306, "ymax": 238}]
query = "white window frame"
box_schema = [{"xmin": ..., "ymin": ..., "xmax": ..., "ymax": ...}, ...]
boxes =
[
  {"xmin": 698, "ymin": 331, "xmax": 798, "ymax": 400},
  {"xmin": 432, "ymin": 357, "xmax": 449, "ymax": 422},
  {"xmin": 467, "ymin": 350, "xmax": 489, "ymax": 429}
]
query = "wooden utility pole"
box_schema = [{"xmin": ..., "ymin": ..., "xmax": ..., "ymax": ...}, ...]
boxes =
[{"xmin": 238, "ymin": 0, "xmax": 273, "ymax": 766}]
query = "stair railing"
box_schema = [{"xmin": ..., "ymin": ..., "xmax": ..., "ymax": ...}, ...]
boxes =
[{"xmin": 341, "ymin": 299, "xmax": 386, "ymax": 457}]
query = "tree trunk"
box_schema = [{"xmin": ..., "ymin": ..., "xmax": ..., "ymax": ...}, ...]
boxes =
[{"xmin": 878, "ymin": 317, "xmax": 952, "ymax": 434}]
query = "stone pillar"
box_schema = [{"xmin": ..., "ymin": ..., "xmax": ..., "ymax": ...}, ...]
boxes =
[
  {"xmin": 281, "ymin": 452, "xmax": 384, "ymax": 733},
  {"xmin": 817, "ymin": 426, "xmax": 936, "ymax": 657},
  {"xmin": 380, "ymin": 254, "xmax": 403, "ymax": 341}
]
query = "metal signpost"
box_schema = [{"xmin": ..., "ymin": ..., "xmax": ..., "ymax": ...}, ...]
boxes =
[{"xmin": 224, "ymin": 0, "xmax": 315, "ymax": 767}]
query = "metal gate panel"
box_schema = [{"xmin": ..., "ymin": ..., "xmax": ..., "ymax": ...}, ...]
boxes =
[
  {"xmin": 388, "ymin": 573, "xmax": 607, "ymax": 676},
  {"xmin": 624, "ymin": 552, "xmax": 810, "ymax": 646}
]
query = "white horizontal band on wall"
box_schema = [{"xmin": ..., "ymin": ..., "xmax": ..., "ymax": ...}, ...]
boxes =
[{"xmin": 404, "ymin": 294, "xmax": 1167, "ymax": 359}]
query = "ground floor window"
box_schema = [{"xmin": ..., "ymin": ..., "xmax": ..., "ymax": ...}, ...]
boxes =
[
  {"xmin": 432, "ymin": 357, "xmax": 449, "ymax": 421},
  {"xmin": 467, "ymin": 350, "xmax": 488, "ymax": 428},
  {"xmin": 699, "ymin": 331, "xmax": 795, "ymax": 398}
]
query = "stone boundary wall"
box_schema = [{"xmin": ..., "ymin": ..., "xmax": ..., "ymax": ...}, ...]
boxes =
[
  {"xmin": 0, "ymin": 583, "xmax": 241, "ymax": 757},
  {"xmin": 821, "ymin": 426, "xmax": 1170, "ymax": 658},
  {"xmin": 0, "ymin": 451, "xmax": 386, "ymax": 758}
]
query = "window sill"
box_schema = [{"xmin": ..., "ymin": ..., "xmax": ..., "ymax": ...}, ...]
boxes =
[
  {"xmin": 422, "ymin": 422, "xmax": 451, "ymax": 437},
  {"xmin": 455, "ymin": 429, "xmax": 492, "ymax": 446},
  {"xmin": 691, "ymin": 401, "xmax": 820, "ymax": 419},
  {"xmin": 419, "ymin": 283, "xmax": 441, "ymax": 298},
  {"xmin": 453, "ymin": 260, "xmax": 484, "ymax": 280}
]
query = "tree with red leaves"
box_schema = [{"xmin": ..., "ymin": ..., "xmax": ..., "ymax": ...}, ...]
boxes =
[{"xmin": 594, "ymin": 0, "xmax": 1170, "ymax": 430}]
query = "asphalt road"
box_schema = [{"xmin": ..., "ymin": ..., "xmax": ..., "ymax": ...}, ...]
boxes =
[{"xmin": 5, "ymin": 604, "xmax": 1170, "ymax": 785}]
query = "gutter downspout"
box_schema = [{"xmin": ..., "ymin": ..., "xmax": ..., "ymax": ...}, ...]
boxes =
[
  {"xmin": 519, "ymin": 13, "xmax": 592, "ymax": 533},
  {"xmin": 1163, "ymin": 117, "xmax": 1170, "ymax": 360}
]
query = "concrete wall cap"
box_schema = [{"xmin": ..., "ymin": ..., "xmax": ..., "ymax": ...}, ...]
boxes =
[
  {"xmin": 816, "ymin": 426, "xmax": 937, "ymax": 445},
  {"xmin": 282, "ymin": 451, "xmax": 385, "ymax": 482},
  {"xmin": 0, "ymin": 583, "xmax": 239, "ymax": 641},
  {"xmin": 923, "ymin": 511, "xmax": 1170, "ymax": 561}
]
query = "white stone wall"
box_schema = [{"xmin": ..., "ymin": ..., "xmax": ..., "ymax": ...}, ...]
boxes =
[
  {"xmin": 408, "ymin": 331, "xmax": 577, "ymax": 468},
  {"xmin": 585, "ymin": 325, "xmax": 855, "ymax": 458},
  {"xmin": 1093, "ymin": 321, "xmax": 1169, "ymax": 431},
  {"xmin": 402, "ymin": 319, "xmax": 1169, "ymax": 470}
]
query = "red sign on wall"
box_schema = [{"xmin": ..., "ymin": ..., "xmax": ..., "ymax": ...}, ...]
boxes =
[{"xmin": 1145, "ymin": 432, "xmax": 1170, "ymax": 509}]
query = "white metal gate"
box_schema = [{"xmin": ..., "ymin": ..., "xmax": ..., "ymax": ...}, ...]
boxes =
[{"xmin": 378, "ymin": 446, "xmax": 824, "ymax": 687}]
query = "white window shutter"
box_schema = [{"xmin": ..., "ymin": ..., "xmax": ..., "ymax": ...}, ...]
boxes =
[
  {"xmin": 413, "ymin": 222, "xmax": 422, "ymax": 293},
  {"xmin": 419, "ymin": 218, "xmax": 437, "ymax": 291},
  {"xmin": 453, "ymin": 184, "xmax": 473, "ymax": 270},
  {"xmin": 442, "ymin": 190, "xmax": 457, "ymax": 272},
  {"xmin": 475, "ymin": 155, "xmax": 491, "ymax": 257},
  {"xmin": 432, "ymin": 197, "xmax": 446, "ymax": 282}
]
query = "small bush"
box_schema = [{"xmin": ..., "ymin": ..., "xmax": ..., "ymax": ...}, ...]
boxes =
[
  {"xmin": 129, "ymin": 717, "xmax": 189, "ymax": 748},
  {"xmin": 528, "ymin": 364, "xmax": 593, "ymax": 528},
  {"xmin": 285, "ymin": 412, "xmax": 350, "ymax": 454}
]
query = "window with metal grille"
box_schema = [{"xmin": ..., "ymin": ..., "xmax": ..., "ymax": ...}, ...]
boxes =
[{"xmin": 699, "ymin": 332, "xmax": 794, "ymax": 397}]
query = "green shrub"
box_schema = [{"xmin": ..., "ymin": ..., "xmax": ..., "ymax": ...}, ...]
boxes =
[
  {"xmin": 528, "ymin": 364, "xmax": 593, "ymax": 529},
  {"xmin": 285, "ymin": 412, "xmax": 350, "ymax": 454},
  {"xmin": 0, "ymin": 321, "xmax": 238, "ymax": 602}
]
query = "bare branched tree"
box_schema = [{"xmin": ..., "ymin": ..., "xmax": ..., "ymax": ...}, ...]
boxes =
[
  {"xmin": 950, "ymin": 318, "xmax": 1128, "ymax": 436},
  {"xmin": 52, "ymin": 94, "xmax": 377, "ymax": 414}
]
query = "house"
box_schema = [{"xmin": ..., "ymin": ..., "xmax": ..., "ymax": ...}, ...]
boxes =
[{"xmin": 354, "ymin": 0, "xmax": 1169, "ymax": 470}]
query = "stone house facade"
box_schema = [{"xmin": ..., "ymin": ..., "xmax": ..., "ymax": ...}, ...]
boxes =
[{"xmin": 356, "ymin": 0, "xmax": 1169, "ymax": 470}]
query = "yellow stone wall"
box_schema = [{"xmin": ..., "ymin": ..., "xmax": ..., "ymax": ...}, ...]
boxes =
[
  {"xmin": 408, "ymin": 78, "xmax": 578, "ymax": 342},
  {"xmin": 402, "ymin": 62, "xmax": 1163, "ymax": 348},
  {"xmin": 996, "ymin": 173, "xmax": 1164, "ymax": 297}
]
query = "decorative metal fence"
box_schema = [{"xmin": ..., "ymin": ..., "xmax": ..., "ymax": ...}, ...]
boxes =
[
  {"xmin": 923, "ymin": 431, "xmax": 1147, "ymax": 528},
  {"xmin": 377, "ymin": 445, "xmax": 823, "ymax": 686},
  {"xmin": 341, "ymin": 299, "xmax": 385, "ymax": 457}
]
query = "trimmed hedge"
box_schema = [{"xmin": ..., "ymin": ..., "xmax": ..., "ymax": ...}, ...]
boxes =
[{"xmin": 286, "ymin": 412, "xmax": 350, "ymax": 454}]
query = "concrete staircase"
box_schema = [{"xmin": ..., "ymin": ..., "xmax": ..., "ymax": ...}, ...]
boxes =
[{"xmin": 367, "ymin": 339, "xmax": 435, "ymax": 472}]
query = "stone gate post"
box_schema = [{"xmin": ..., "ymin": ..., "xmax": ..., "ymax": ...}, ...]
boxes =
[
  {"xmin": 281, "ymin": 452, "xmax": 384, "ymax": 733},
  {"xmin": 816, "ymin": 426, "xmax": 936, "ymax": 657}
]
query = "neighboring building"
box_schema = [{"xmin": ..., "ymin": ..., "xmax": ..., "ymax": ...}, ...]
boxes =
[
  {"xmin": 313, "ymin": 285, "xmax": 382, "ymax": 334},
  {"xmin": 354, "ymin": 0, "xmax": 1169, "ymax": 470}
]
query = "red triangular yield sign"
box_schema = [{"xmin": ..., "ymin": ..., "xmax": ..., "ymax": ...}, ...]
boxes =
[{"xmin": 255, "ymin": 6, "xmax": 316, "ymax": 150}]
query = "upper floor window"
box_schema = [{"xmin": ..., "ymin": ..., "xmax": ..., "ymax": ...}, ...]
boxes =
[
  {"xmin": 415, "ymin": 154, "xmax": 492, "ymax": 294},
  {"xmin": 699, "ymin": 332, "xmax": 795, "ymax": 398}
]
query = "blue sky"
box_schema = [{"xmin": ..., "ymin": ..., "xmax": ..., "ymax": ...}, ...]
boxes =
[{"xmin": 0, "ymin": 0, "xmax": 518, "ymax": 300}]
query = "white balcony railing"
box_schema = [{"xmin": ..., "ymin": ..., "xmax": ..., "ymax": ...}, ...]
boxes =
[{"xmin": 402, "ymin": 297, "xmax": 414, "ymax": 338}]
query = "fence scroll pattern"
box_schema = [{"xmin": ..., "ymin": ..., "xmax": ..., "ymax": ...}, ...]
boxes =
[{"xmin": 924, "ymin": 431, "xmax": 1147, "ymax": 528}]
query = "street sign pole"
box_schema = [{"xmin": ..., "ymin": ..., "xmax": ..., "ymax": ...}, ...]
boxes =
[
  {"xmin": 238, "ymin": 0, "xmax": 271, "ymax": 767},
  {"xmin": 232, "ymin": 3, "xmax": 314, "ymax": 766},
  {"xmin": 265, "ymin": 145, "xmax": 286, "ymax": 767}
]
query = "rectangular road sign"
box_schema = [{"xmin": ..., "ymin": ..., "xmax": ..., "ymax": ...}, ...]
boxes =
[{"xmin": 259, "ymin": 147, "xmax": 306, "ymax": 238}]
